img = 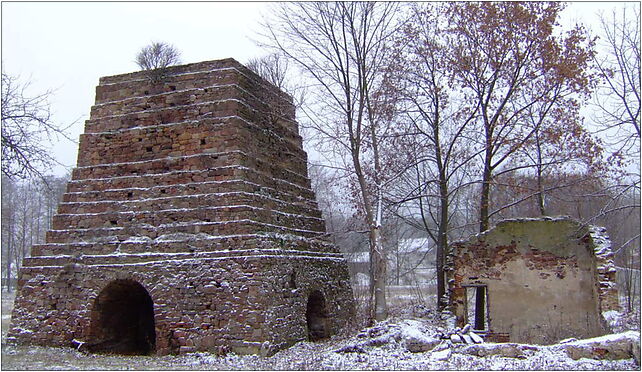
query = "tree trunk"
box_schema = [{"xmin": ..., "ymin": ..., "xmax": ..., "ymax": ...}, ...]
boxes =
[
  {"xmin": 435, "ymin": 132, "xmax": 449, "ymax": 311},
  {"xmin": 536, "ymin": 168, "xmax": 547, "ymax": 216},
  {"xmin": 351, "ymin": 145, "xmax": 387, "ymax": 324},
  {"xmin": 5, "ymin": 223, "xmax": 14, "ymax": 292},
  {"xmin": 535, "ymin": 132, "xmax": 547, "ymax": 215},
  {"xmin": 369, "ymin": 226, "xmax": 387, "ymax": 322},
  {"xmin": 479, "ymin": 118, "xmax": 493, "ymax": 232},
  {"xmin": 395, "ymin": 241, "xmax": 400, "ymax": 286},
  {"xmin": 436, "ymin": 183, "xmax": 449, "ymax": 310},
  {"xmin": 5, "ymin": 242, "xmax": 12, "ymax": 292},
  {"xmin": 479, "ymin": 160, "xmax": 492, "ymax": 232}
]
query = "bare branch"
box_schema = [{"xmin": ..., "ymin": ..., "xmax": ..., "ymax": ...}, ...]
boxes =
[{"xmin": 1, "ymin": 72, "xmax": 72, "ymax": 181}]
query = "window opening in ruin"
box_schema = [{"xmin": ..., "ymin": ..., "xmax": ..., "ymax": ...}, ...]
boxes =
[
  {"xmin": 289, "ymin": 272, "xmax": 296, "ymax": 289},
  {"xmin": 87, "ymin": 279, "xmax": 156, "ymax": 355},
  {"xmin": 463, "ymin": 284, "xmax": 488, "ymax": 331},
  {"xmin": 306, "ymin": 290, "xmax": 329, "ymax": 341}
]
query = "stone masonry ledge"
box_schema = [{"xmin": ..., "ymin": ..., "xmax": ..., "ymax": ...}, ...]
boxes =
[
  {"xmin": 91, "ymin": 83, "xmax": 294, "ymax": 123},
  {"xmin": 20, "ymin": 249, "xmax": 348, "ymax": 268},
  {"xmin": 30, "ymin": 234, "xmax": 336, "ymax": 256},
  {"xmin": 57, "ymin": 191, "xmax": 321, "ymax": 216},
  {"xmin": 97, "ymin": 59, "xmax": 291, "ymax": 103},
  {"xmin": 63, "ymin": 178, "xmax": 316, "ymax": 206},
  {"xmin": 67, "ymin": 165, "xmax": 312, "ymax": 195}
]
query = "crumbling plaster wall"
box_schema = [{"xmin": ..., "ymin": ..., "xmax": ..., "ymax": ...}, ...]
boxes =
[{"xmin": 447, "ymin": 217, "xmax": 619, "ymax": 345}]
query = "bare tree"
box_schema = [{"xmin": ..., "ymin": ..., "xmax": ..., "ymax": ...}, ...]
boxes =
[
  {"xmin": 135, "ymin": 41, "xmax": 181, "ymax": 71},
  {"xmin": 589, "ymin": 5, "xmax": 641, "ymax": 315},
  {"xmin": 246, "ymin": 53, "xmax": 290, "ymax": 91},
  {"xmin": 1, "ymin": 174, "xmax": 69, "ymax": 291},
  {"xmin": 384, "ymin": 2, "xmax": 601, "ymax": 309},
  {"xmin": 512, "ymin": 103, "xmax": 605, "ymax": 217},
  {"xmin": 445, "ymin": 2, "xmax": 596, "ymax": 232},
  {"xmin": 261, "ymin": 2, "xmax": 401, "ymax": 323},
  {"xmin": 1, "ymin": 72, "xmax": 71, "ymax": 181},
  {"xmin": 593, "ymin": 4, "xmax": 640, "ymax": 164},
  {"xmin": 135, "ymin": 42, "xmax": 181, "ymax": 82},
  {"xmin": 1, "ymin": 175, "xmax": 16, "ymax": 291},
  {"xmin": 383, "ymin": 3, "xmax": 481, "ymax": 311},
  {"xmin": 246, "ymin": 52, "xmax": 307, "ymax": 118}
]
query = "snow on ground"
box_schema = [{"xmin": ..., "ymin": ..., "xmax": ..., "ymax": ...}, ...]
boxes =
[
  {"xmin": 1, "ymin": 291, "xmax": 639, "ymax": 370},
  {"xmin": 1, "ymin": 340, "xmax": 638, "ymax": 370},
  {"xmin": 1, "ymin": 317, "xmax": 639, "ymax": 370}
]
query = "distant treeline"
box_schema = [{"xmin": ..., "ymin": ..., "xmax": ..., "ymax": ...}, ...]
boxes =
[{"xmin": 1, "ymin": 175, "xmax": 69, "ymax": 291}]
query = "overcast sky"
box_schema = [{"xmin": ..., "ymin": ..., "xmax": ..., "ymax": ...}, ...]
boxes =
[{"xmin": 1, "ymin": 1, "xmax": 626, "ymax": 177}]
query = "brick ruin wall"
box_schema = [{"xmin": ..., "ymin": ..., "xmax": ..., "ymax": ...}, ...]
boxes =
[
  {"xmin": 8, "ymin": 59, "xmax": 355, "ymax": 355},
  {"xmin": 446, "ymin": 217, "xmax": 619, "ymax": 345}
]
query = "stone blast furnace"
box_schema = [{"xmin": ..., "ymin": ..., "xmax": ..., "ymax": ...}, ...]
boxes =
[{"xmin": 8, "ymin": 59, "xmax": 355, "ymax": 356}]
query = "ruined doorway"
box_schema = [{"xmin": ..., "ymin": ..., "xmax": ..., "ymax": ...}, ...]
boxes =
[
  {"xmin": 87, "ymin": 279, "xmax": 156, "ymax": 355},
  {"xmin": 306, "ymin": 290, "xmax": 329, "ymax": 341},
  {"xmin": 463, "ymin": 284, "xmax": 488, "ymax": 331}
]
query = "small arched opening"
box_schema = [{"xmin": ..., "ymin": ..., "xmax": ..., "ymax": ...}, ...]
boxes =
[
  {"xmin": 306, "ymin": 290, "xmax": 329, "ymax": 341},
  {"xmin": 87, "ymin": 279, "xmax": 156, "ymax": 355}
]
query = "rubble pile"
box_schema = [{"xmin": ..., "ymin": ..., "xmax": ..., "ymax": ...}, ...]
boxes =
[{"xmin": 441, "ymin": 324, "xmax": 484, "ymax": 345}]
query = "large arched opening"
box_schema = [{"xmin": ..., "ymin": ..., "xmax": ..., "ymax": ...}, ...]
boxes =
[
  {"xmin": 306, "ymin": 290, "xmax": 329, "ymax": 341},
  {"xmin": 87, "ymin": 279, "xmax": 156, "ymax": 355}
]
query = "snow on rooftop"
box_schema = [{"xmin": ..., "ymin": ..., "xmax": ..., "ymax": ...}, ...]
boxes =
[
  {"xmin": 398, "ymin": 238, "xmax": 432, "ymax": 253},
  {"xmin": 347, "ymin": 251, "xmax": 369, "ymax": 263}
]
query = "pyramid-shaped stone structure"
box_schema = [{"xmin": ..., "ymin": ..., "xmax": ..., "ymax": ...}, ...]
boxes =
[{"xmin": 8, "ymin": 59, "xmax": 355, "ymax": 355}]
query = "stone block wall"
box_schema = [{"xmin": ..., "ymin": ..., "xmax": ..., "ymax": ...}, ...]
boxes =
[
  {"xmin": 11, "ymin": 252, "xmax": 353, "ymax": 355},
  {"xmin": 446, "ymin": 217, "xmax": 619, "ymax": 345},
  {"xmin": 8, "ymin": 58, "xmax": 355, "ymax": 355}
]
